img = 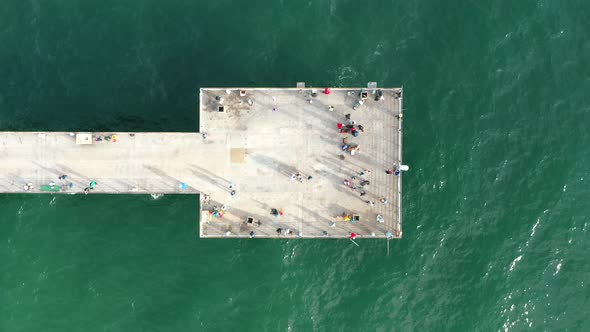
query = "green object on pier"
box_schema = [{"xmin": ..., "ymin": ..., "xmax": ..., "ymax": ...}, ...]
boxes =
[{"xmin": 40, "ymin": 185, "xmax": 61, "ymax": 192}]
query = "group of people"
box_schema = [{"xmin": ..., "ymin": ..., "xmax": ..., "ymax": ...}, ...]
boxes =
[
  {"xmin": 83, "ymin": 181, "xmax": 97, "ymax": 194},
  {"xmin": 249, "ymin": 228, "xmax": 299, "ymax": 238},
  {"xmin": 94, "ymin": 135, "xmax": 118, "ymax": 142},
  {"xmin": 211, "ymin": 205, "xmax": 225, "ymax": 218},
  {"xmin": 290, "ymin": 172, "xmax": 312, "ymax": 183},
  {"xmin": 270, "ymin": 208, "xmax": 284, "ymax": 217},
  {"xmin": 343, "ymin": 169, "xmax": 372, "ymax": 195},
  {"xmin": 276, "ymin": 227, "xmax": 293, "ymax": 235},
  {"xmin": 337, "ymin": 113, "xmax": 365, "ymax": 155},
  {"xmin": 386, "ymin": 166, "xmax": 402, "ymax": 176},
  {"xmin": 23, "ymin": 174, "xmax": 91, "ymax": 193}
]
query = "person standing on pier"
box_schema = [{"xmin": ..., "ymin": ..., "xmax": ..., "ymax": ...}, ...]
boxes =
[{"xmin": 272, "ymin": 96, "xmax": 278, "ymax": 112}]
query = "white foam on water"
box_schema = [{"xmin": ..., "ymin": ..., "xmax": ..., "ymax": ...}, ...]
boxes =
[
  {"xmin": 509, "ymin": 255, "xmax": 522, "ymax": 272},
  {"xmin": 530, "ymin": 218, "xmax": 541, "ymax": 238},
  {"xmin": 553, "ymin": 261, "xmax": 562, "ymax": 276},
  {"xmin": 333, "ymin": 66, "xmax": 358, "ymax": 86},
  {"xmin": 283, "ymin": 245, "xmax": 297, "ymax": 262},
  {"xmin": 524, "ymin": 217, "xmax": 541, "ymax": 248},
  {"xmin": 432, "ymin": 233, "xmax": 446, "ymax": 259}
]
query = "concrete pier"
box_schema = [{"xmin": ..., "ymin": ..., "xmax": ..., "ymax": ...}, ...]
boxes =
[{"xmin": 0, "ymin": 85, "xmax": 404, "ymax": 239}]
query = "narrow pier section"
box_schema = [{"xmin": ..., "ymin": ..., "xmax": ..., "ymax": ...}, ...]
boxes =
[{"xmin": 0, "ymin": 86, "xmax": 404, "ymax": 239}]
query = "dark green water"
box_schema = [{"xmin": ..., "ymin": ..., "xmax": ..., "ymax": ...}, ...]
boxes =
[{"xmin": 1, "ymin": 1, "xmax": 589, "ymax": 331}]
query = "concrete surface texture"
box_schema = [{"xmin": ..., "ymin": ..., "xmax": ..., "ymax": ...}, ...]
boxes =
[
  {"xmin": 199, "ymin": 87, "xmax": 403, "ymax": 238},
  {"xmin": 0, "ymin": 87, "xmax": 403, "ymax": 239}
]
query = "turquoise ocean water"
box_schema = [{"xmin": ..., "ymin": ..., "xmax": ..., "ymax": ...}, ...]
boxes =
[{"xmin": 1, "ymin": 1, "xmax": 589, "ymax": 331}]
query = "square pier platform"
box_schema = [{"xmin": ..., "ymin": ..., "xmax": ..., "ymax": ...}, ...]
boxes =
[{"xmin": 198, "ymin": 86, "xmax": 404, "ymax": 239}]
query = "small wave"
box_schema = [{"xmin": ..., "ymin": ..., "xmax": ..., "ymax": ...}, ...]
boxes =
[
  {"xmin": 550, "ymin": 30, "xmax": 565, "ymax": 39},
  {"xmin": 523, "ymin": 217, "xmax": 542, "ymax": 248},
  {"xmin": 282, "ymin": 245, "xmax": 297, "ymax": 262},
  {"xmin": 432, "ymin": 233, "xmax": 446, "ymax": 259},
  {"xmin": 150, "ymin": 194, "xmax": 163, "ymax": 200},
  {"xmin": 553, "ymin": 261, "xmax": 562, "ymax": 276},
  {"xmin": 333, "ymin": 66, "xmax": 358, "ymax": 86},
  {"xmin": 530, "ymin": 218, "xmax": 540, "ymax": 238},
  {"xmin": 509, "ymin": 255, "xmax": 522, "ymax": 272}
]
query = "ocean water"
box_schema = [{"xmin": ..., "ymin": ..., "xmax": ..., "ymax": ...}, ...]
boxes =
[{"xmin": 1, "ymin": 1, "xmax": 589, "ymax": 331}]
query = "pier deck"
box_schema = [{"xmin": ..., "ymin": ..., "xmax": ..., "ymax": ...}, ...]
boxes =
[{"xmin": 0, "ymin": 86, "xmax": 403, "ymax": 238}]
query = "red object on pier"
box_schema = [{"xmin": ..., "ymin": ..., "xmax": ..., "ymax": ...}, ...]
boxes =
[
  {"xmin": 350, "ymin": 233, "xmax": 357, "ymax": 240},
  {"xmin": 324, "ymin": 88, "xmax": 331, "ymax": 95}
]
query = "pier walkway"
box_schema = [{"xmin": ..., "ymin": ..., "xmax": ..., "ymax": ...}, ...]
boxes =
[{"xmin": 0, "ymin": 86, "xmax": 404, "ymax": 239}]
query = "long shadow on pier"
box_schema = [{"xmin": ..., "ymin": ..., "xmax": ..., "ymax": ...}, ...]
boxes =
[
  {"xmin": 144, "ymin": 165, "xmax": 197, "ymax": 193},
  {"xmin": 190, "ymin": 165, "xmax": 231, "ymax": 192},
  {"xmin": 249, "ymin": 153, "xmax": 300, "ymax": 179},
  {"xmin": 31, "ymin": 161, "xmax": 119, "ymax": 192}
]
